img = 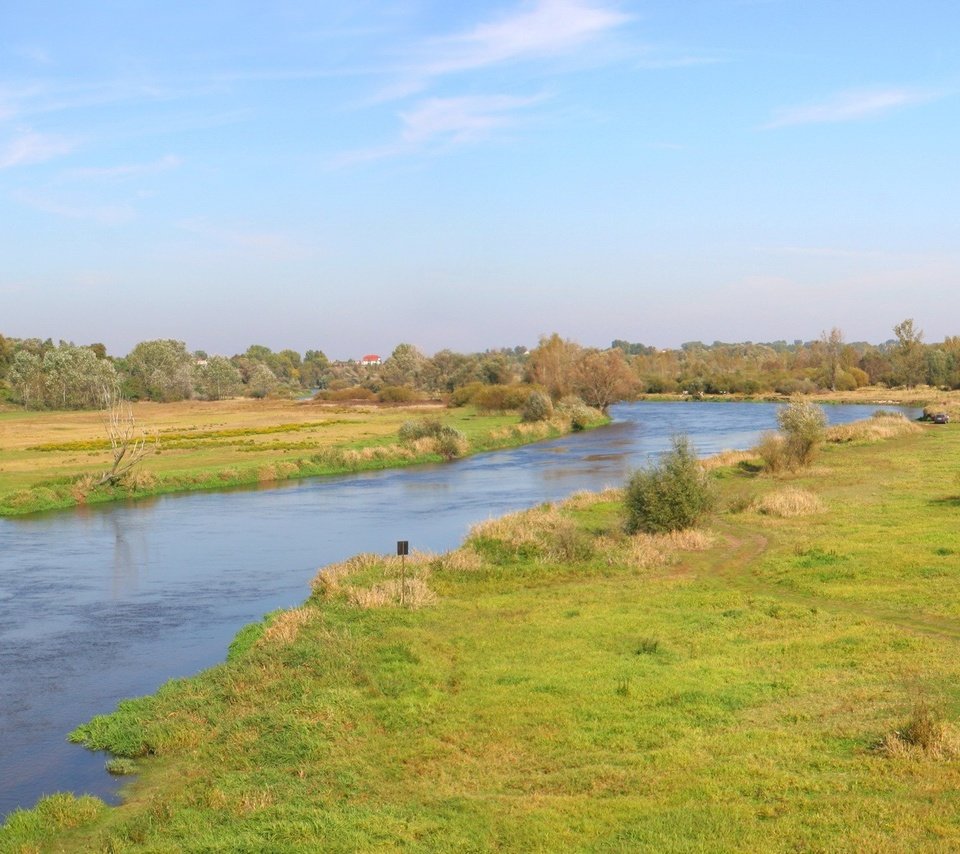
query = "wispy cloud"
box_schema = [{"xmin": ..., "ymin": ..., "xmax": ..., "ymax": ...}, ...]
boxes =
[
  {"xmin": 62, "ymin": 154, "xmax": 182, "ymax": 181},
  {"xmin": 371, "ymin": 0, "xmax": 632, "ymax": 103},
  {"xmin": 12, "ymin": 189, "xmax": 135, "ymax": 225},
  {"xmin": 763, "ymin": 86, "xmax": 941, "ymax": 129},
  {"xmin": 0, "ymin": 129, "xmax": 76, "ymax": 168},
  {"xmin": 176, "ymin": 218, "xmax": 312, "ymax": 262},
  {"xmin": 334, "ymin": 93, "xmax": 547, "ymax": 165},
  {"xmin": 421, "ymin": 0, "xmax": 631, "ymax": 76}
]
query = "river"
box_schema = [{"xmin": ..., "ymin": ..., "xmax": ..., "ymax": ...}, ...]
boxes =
[{"xmin": 0, "ymin": 401, "xmax": 918, "ymax": 819}]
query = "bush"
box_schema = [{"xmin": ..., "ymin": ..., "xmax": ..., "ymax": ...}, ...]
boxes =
[
  {"xmin": 448, "ymin": 382, "xmax": 485, "ymax": 407},
  {"xmin": 777, "ymin": 400, "xmax": 827, "ymax": 468},
  {"xmin": 624, "ymin": 435, "xmax": 717, "ymax": 534},
  {"xmin": 398, "ymin": 417, "xmax": 443, "ymax": 443},
  {"xmin": 521, "ymin": 390, "xmax": 554, "ymax": 423},
  {"xmin": 556, "ymin": 395, "xmax": 596, "ymax": 431},
  {"xmin": 434, "ymin": 426, "xmax": 468, "ymax": 460},
  {"xmin": 472, "ymin": 384, "xmax": 530, "ymax": 413},
  {"xmin": 378, "ymin": 385, "xmax": 418, "ymax": 403},
  {"xmin": 755, "ymin": 430, "xmax": 789, "ymax": 473}
]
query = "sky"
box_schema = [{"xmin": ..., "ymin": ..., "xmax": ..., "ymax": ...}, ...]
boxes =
[{"xmin": 1, "ymin": 1, "xmax": 958, "ymax": 359}]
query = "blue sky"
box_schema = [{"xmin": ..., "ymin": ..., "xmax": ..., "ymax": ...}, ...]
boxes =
[{"xmin": 1, "ymin": 1, "xmax": 957, "ymax": 359}]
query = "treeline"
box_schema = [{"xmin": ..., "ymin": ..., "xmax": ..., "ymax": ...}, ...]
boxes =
[{"xmin": 0, "ymin": 320, "xmax": 955, "ymax": 411}]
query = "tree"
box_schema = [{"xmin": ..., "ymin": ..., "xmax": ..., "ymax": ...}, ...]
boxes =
[
  {"xmin": 573, "ymin": 349, "xmax": 638, "ymax": 411},
  {"xmin": 380, "ymin": 343, "xmax": 426, "ymax": 388},
  {"xmin": 624, "ymin": 435, "xmax": 716, "ymax": 534},
  {"xmin": 124, "ymin": 339, "xmax": 194, "ymax": 401},
  {"xmin": 9, "ymin": 350, "xmax": 44, "ymax": 408},
  {"xmin": 892, "ymin": 318, "xmax": 926, "ymax": 388},
  {"xmin": 94, "ymin": 387, "xmax": 157, "ymax": 486},
  {"xmin": 818, "ymin": 327, "xmax": 845, "ymax": 391},
  {"xmin": 526, "ymin": 333, "xmax": 582, "ymax": 400},
  {"xmin": 194, "ymin": 356, "xmax": 242, "ymax": 400},
  {"xmin": 301, "ymin": 350, "xmax": 330, "ymax": 389},
  {"xmin": 246, "ymin": 362, "xmax": 278, "ymax": 398}
]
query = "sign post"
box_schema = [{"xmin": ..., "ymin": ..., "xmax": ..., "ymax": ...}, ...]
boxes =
[{"xmin": 397, "ymin": 540, "xmax": 409, "ymax": 606}]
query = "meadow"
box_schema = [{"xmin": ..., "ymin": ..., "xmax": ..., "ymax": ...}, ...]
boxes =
[
  {"xmin": 0, "ymin": 398, "xmax": 599, "ymax": 516},
  {"xmin": 4, "ymin": 413, "xmax": 960, "ymax": 852}
]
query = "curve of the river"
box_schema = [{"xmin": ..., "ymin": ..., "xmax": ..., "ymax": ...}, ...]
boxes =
[{"xmin": 0, "ymin": 401, "xmax": 918, "ymax": 818}]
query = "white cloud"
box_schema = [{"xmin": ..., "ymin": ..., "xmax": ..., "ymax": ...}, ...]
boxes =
[
  {"xmin": 422, "ymin": 0, "xmax": 631, "ymax": 76},
  {"xmin": 0, "ymin": 129, "xmax": 76, "ymax": 168},
  {"xmin": 334, "ymin": 93, "xmax": 547, "ymax": 165},
  {"xmin": 763, "ymin": 87, "xmax": 941, "ymax": 128},
  {"xmin": 401, "ymin": 93, "xmax": 546, "ymax": 144}
]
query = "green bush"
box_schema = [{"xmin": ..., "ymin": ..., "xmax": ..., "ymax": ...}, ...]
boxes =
[
  {"xmin": 378, "ymin": 385, "xmax": 418, "ymax": 403},
  {"xmin": 472, "ymin": 384, "xmax": 529, "ymax": 413},
  {"xmin": 777, "ymin": 400, "xmax": 827, "ymax": 468},
  {"xmin": 398, "ymin": 417, "xmax": 443, "ymax": 443},
  {"xmin": 521, "ymin": 390, "xmax": 554, "ymax": 423},
  {"xmin": 434, "ymin": 426, "xmax": 468, "ymax": 460},
  {"xmin": 448, "ymin": 382, "xmax": 485, "ymax": 407},
  {"xmin": 624, "ymin": 435, "xmax": 717, "ymax": 534}
]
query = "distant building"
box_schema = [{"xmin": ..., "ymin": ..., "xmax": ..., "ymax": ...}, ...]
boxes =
[{"xmin": 359, "ymin": 354, "xmax": 381, "ymax": 366}]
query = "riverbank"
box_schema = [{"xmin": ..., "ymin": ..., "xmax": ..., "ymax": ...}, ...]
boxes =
[
  {"xmin": 6, "ymin": 417, "xmax": 960, "ymax": 851},
  {"xmin": 638, "ymin": 384, "xmax": 949, "ymax": 407},
  {"xmin": 0, "ymin": 399, "xmax": 607, "ymax": 516}
]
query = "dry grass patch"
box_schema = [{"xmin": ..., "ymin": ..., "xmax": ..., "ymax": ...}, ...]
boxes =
[
  {"xmin": 311, "ymin": 551, "xmax": 438, "ymax": 609},
  {"xmin": 468, "ymin": 503, "xmax": 595, "ymax": 563},
  {"xmin": 753, "ymin": 487, "xmax": 825, "ymax": 517},
  {"xmin": 621, "ymin": 528, "xmax": 715, "ymax": 570},
  {"xmin": 701, "ymin": 449, "xmax": 759, "ymax": 471},
  {"xmin": 880, "ymin": 700, "xmax": 960, "ymax": 760},
  {"xmin": 348, "ymin": 577, "xmax": 438, "ymax": 609},
  {"xmin": 259, "ymin": 607, "xmax": 318, "ymax": 647},
  {"xmin": 827, "ymin": 412, "xmax": 922, "ymax": 443}
]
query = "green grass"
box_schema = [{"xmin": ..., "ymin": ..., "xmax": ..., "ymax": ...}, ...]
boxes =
[
  {"xmin": 6, "ymin": 422, "xmax": 960, "ymax": 851},
  {"xmin": 0, "ymin": 405, "xmax": 603, "ymax": 517}
]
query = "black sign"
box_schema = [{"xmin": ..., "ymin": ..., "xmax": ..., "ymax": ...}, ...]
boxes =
[{"xmin": 397, "ymin": 540, "xmax": 409, "ymax": 556}]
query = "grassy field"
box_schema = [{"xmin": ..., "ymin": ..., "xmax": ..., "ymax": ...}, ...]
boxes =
[
  {"xmin": 0, "ymin": 398, "xmax": 599, "ymax": 516},
  {"xmin": 4, "ymin": 415, "xmax": 960, "ymax": 852}
]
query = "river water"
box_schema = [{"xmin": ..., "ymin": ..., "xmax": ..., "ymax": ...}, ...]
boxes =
[{"xmin": 0, "ymin": 401, "xmax": 917, "ymax": 818}]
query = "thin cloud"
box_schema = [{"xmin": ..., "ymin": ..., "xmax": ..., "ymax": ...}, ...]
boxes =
[
  {"xmin": 333, "ymin": 93, "xmax": 547, "ymax": 165},
  {"xmin": 176, "ymin": 218, "xmax": 312, "ymax": 262},
  {"xmin": 63, "ymin": 154, "xmax": 182, "ymax": 181},
  {"xmin": 422, "ymin": 0, "xmax": 631, "ymax": 76},
  {"xmin": 12, "ymin": 189, "xmax": 134, "ymax": 225},
  {"xmin": 372, "ymin": 0, "xmax": 632, "ymax": 102},
  {"xmin": 0, "ymin": 129, "xmax": 76, "ymax": 168},
  {"xmin": 763, "ymin": 86, "xmax": 941, "ymax": 128}
]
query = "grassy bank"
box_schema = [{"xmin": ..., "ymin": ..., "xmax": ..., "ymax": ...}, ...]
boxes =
[
  {"xmin": 0, "ymin": 399, "xmax": 605, "ymax": 516},
  {"xmin": 5, "ymin": 416, "xmax": 960, "ymax": 851}
]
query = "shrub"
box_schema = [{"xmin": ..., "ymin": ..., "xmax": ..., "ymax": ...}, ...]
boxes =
[
  {"xmin": 777, "ymin": 400, "xmax": 827, "ymax": 468},
  {"xmin": 556, "ymin": 395, "xmax": 595, "ymax": 431},
  {"xmin": 448, "ymin": 382, "xmax": 485, "ymax": 407},
  {"xmin": 624, "ymin": 435, "xmax": 717, "ymax": 534},
  {"xmin": 398, "ymin": 417, "xmax": 444, "ymax": 443},
  {"xmin": 378, "ymin": 385, "xmax": 418, "ymax": 403},
  {"xmin": 755, "ymin": 430, "xmax": 789, "ymax": 473},
  {"xmin": 472, "ymin": 384, "xmax": 529, "ymax": 413},
  {"xmin": 753, "ymin": 487, "xmax": 825, "ymax": 517},
  {"xmin": 434, "ymin": 426, "xmax": 468, "ymax": 460},
  {"xmin": 521, "ymin": 390, "xmax": 554, "ymax": 423}
]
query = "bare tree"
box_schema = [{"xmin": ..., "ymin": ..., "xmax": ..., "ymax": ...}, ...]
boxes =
[
  {"xmin": 819, "ymin": 327, "xmax": 844, "ymax": 391},
  {"xmin": 94, "ymin": 388, "xmax": 158, "ymax": 487}
]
